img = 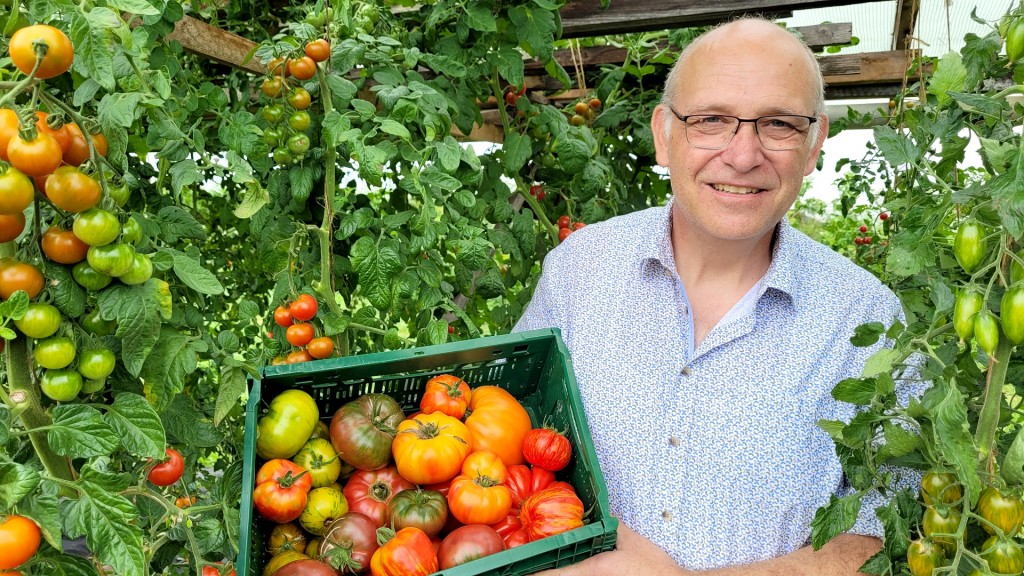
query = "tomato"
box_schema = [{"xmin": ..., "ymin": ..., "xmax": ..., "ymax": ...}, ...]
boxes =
[
  {"xmin": 286, "ymin": 322, "xmax": 315, "ymax": 347},
  {"xmin": 148, "ymin": 447, "xmax": 185, "ymax": 486},
  {"xmin": 118, "ymin": 252, "xmax": 153, "ymax": 285},
  {"xmin": 287, "ymin": 348, "xmax": 314, "ymax": 364},
  {"xmin": 15, "ymin": 302, "xmax": 61, "ymax": 338},
  {"xmin": 369, "ymin": 527, "xmax": 438, "ymax": 576},
  {"xmin": 388, "ymin": 489, "xmax": 448, "ymax": 538},
  {"xmin": 77, "ymin": 348, "xmax": 116, "ymax": 380},
  {"xmin": 419, "ymin": 374, "xmax": 472, "ymax": 419},
  {"xmin": 288, "ymin": 56, "xmax": 317, "ymax": 80},
  {"xmin": 1008, "ymin": 18, "xmax": 1024, "ymax": 63},
  {"xmin": 0, "ymin": 261, "xmax": 44, "ymax": 300},
  {"xmin": 87, "ymin": 243, "xmax": 135, "ymax": 277},
  {"xmin": 201, "ymin": 565, "xmax": 236, "ymax": 576},
  {"xmin": 306, "ymin": 336, "xmax": 335, "ymax": 359},
  {"xmin": 287, "ymin": 133, "xmax": 310, "ymax": 155},
  {"xmin": 288, "ymin": 110, "xmax": 311, "ymax": 132},
  {"xmin": 292, "ymin": 437, "xmax": 343, "ymax": 488},
  {"xmin": 974, "ymin": 310, "xmax": 1000, "ymax": 356},
  {"xmin": 300, "ymin": 485, "xmax": 349, "ymax": 536},
  {"xmin": 490, "ymin": 513, "xmax": 523, "ymax": 544},
  {"xmin": 275, "ymin": 559, "xmax": 336, "ymax": 576},
  {"xmin": 573, "ymin": 221, "xmax": 586, "ymax": 230},
  {"xmin": 0, "ymin": 212, "xmax": 25, "ymax": 242},
  {"xmin": 41, "ymin": 225, "xmax": 89, "ymax": 264},
  {"xmin": 319, "ymin": 512, "xmax": 380, "ymax": 573},
  {"xmin": 1002, "ymin": 285, "xmax": 1024, "ymax": 345},
  {"xmin": 343, "ymin": 466, "xmax": 415, "ymax": 528},
  {"xmin": 520, "ymin": 484, "xmax": 584, "ymax": 541},
  {"xmin": 175, "ymin": 495, "xmax": 196, "ymax": 508},
  {"xmin": 437, "ymin": 524, "xmax": 505, "ymax": 570},
  {"xmin": 464, "ymin": 386, "xmax": 532, "ymax": 466},
  {"xmin": 954, "ymin": 221, "xmax": 987, "ymax": 274},
  {"xmin": 523, "ymin": 427, "xmax": 572, "ymax": 472},
  {"xmin": 39, "ymin": 368, "xmax": 81, "ymax": 401},
  {"xmin": 330, "ymin": 393, "xmax": 405, "ymax": 471},
  {"xmin": 120, "ymin": 215, "xmax": 142, "ymax": 245},
  {"xmin": 108, "ymin": 183, "xmax": 130, "ymax": 207},
  {"xmin": 9, "ymin": 24, "xmax": 74, "ymax": 79},
  {"xmin": 73, "ymin": 208, "xmax": 120, "ymax": 246},
  {"xmin": 7, "ymin": 131, "xmax": 62, "ymax": 177},
  {"xmin": 34, "ymin": 111, "xmax": 70, "ymax": 152},
  {"xmin": 268, "ymin": 522, "xmax": 308, "ymax": 556},
  {"xmin": 0, "ymin": 515, "xmax": 40, "ymax": 569},
  {"xmin": 981, "ymin": 535, "xmax": 1024, "ymax": 573},
  {"xmin": 81, "ymin": 308, "xmax": 116, "ymax": 336},
  {"xmin": 262, "ymin": 77, "xmax": 284, "ymax": 98},
  {"xmin": 254, "ymin": 459, "xmax": 313, "ymax": 523},
  {"xmin": 447, "ymin": 452, "xmax": 512, "ymax": 526},
  {"xmin": 34, "ymin": 336, "xmax": 76, "ymax": 369},
  {"xmin": 273, "ymin": 147, "xmax": 293, "ymax": 165},
  {"xmin": 274, "ymin": 306, "xmax": 293, "ymax": 328},
  {"xmin": 289, "ymin": 293, "xmax": 319, "ymax": 321},
  {"xmin": 71, "ymin": 261, "xmax": 112, "ymax": 291},
  {"xmin": 305, "ymin": 39, "xmax": 331, "ymax": 62},
  {"xmin": 0, "ymin": 167, "xmax": 34, "ymax": 215},
  {"xmin": 907, "ymin": 538, "xmax": 946, "ymax": 576},
  {"xmin": 63, "ymin": 123, "xmax": 107, "ymax": 167},
  {"xmin": 977, "ymin": 486, "xmax": 1024, "ymax": 536},
  {"xmin": 257, "ymin": 389, "xmax": 319, "ymax": 459},
  {"xmin": 262, "ymin": 550, "xmax": 309, "ymax": 576},
  {"xmin": 393, "ymin": 412, "xmax": 473, "ymax": 485},
  {"xmin": 557, "ymin": 215, "xmax": 570, "ymax": 229},
  {"xmin": 505, "ymin": 464, "xmax": 556, "ymax": 510},
  {"xmin": 262, "ymin": 104, "xmax": 285, "ymax": 125},
  {"xmin": 45, "ymin": 166, "xmax": 101, "ymax": 213},
  {"xmin": 287, "ymin": 87, "xmax": 312, "ymax": 110},
  {"xmin": 921, "ymin": 470, "xmax": 962, "ymax": 506},
  {"xmin": 923, "ymin": 506, "xmax": 961, "ymax": 554},
  {"xmin": 0, "ymin": 109, "xmax": 18, "ymax": 162}
]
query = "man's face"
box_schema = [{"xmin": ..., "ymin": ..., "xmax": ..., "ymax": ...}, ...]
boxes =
[{"xmin": 652, "ymin": 23, "xmax": 828, "ymax": 245}]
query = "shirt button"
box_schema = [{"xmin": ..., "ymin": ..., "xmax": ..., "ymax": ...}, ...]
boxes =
[
  {"xmin": 662, "ymin": 510, "xmax": 673, "ymax": 521},
  {"xmin": 668, "ymin": 436, "xmax": 680, "ymax": 447},
  {"xmin": 681, "ymin": 366, "xmax": 691, "ymax": 376}
]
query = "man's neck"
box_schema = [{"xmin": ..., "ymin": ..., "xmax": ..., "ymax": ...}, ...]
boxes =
[{"xmin": 670, "ymin": 213, "xmax": 777, "ymax": 293}]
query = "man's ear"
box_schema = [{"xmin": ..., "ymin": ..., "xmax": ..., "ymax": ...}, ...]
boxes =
[{"xmin": 651, "ymin": 105, "xmax": 672, "ymax": 168}]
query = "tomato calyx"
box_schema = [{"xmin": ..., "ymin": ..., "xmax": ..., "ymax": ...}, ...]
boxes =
[
  {"xmin": 400, "ymin": 418, "xmax": 470, "ymax": 443},
  {"xmin": 275, "ymin": 469, "xmax": 310, "ymax": 489}
]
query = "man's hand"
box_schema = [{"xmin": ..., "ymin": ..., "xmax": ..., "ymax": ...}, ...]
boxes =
[{"xmin": 531, "ymin": 522, "xmax": 689, "ymax": 576}]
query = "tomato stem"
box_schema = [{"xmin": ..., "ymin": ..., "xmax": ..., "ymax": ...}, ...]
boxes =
[{"xmin": 976, "ymin": 335, "xmax": 1013, "ymax": 472}]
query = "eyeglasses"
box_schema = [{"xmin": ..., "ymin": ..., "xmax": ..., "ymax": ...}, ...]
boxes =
[{"xmin": 666, "ymin": 106, "xmax": 817, "ymax": 151}]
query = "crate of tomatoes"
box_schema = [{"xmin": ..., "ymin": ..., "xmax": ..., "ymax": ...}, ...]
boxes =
[{"xmin": 238, "ymin": 328, "xmax": 617, "ymax": 576}]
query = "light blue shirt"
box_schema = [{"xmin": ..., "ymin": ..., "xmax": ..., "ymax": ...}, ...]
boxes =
[{"xmin": 513, "ymin": 201, "xmax": 906, "ymax": 570}]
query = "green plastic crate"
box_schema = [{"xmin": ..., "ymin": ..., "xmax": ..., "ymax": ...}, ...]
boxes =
[{"xmin": 238, "ymin": 328, "xmax": 617, "ymax": 576}]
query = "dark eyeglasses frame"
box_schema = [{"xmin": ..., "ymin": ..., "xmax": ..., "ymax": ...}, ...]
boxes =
[{"xmin": 666, "ymin": 105, "xmax": 818, "ymax": 151}]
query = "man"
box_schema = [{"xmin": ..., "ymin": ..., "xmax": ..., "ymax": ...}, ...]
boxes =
[{"xmin": 516, "ymin": 18, "xmax": 905, "ymax": 575}]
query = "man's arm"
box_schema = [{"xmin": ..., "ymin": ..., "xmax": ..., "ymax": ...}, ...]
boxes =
[{"xmin": 534, "ymin": 522, "xmax": 881, "ymax": 576}]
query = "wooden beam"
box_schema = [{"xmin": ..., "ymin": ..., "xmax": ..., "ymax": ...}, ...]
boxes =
[
  {"xmin": 559, "ymin": 0, "xmax": 888, "ymax": 38},
  {"xmin": 820, "ymin": 50, "xmax": 921, "ymax": 85},
  {"xmin": 892, "ymin": 0, "xmax": 919, "ymax": 50},
  {"xmin": 165, "ymin": 16, "xmax": 266, "ymax": 75}
]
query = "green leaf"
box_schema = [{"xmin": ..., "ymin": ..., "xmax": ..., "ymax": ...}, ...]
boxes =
[
  {"xmin": 98, "ymin": 284, "xmax": 162, "ymax": 377},
  {"xmin": 0, "ymin": 462, "xmax": 40, "ymax": 508},
  {"xmin": 831, "ymin": 377, "xmax": 877, "ymax": 405},
  {"xmin": 20, "ymin": 491, "xmax": 62, "ymax": 551},
  {"xmin": 98, "ymin": 92, "xmax": 145, "ymax": 128},
  {"xmin": 810, "ymin": 494, "xmax": 861, "ymax": 550},
  {"xmin": 350, "ymin": 236, "xmax": 403, "ymax": 310},
  {"xmin": 0, "ymin": 406, "xmax": 7, "ymax": 444},
  {"xmin": 0, "ymin": 289, "xmax": 28, "ymax": 319},
  {"xmin": 817, "ymin": 419, "xmax": 847, "ymax": 442},
  {"xmin": 215, "ymin": 365, "xmax": 248, "ymax": 426},
  {"xmin": 554, "ymin": 137, "xmax": 590, "ymax": 173},
  {"xmin": 164, "ymin": 248, "xmax": 224, "ymax": 295},
  {"xmin": 351, "ymin": 99, "xmax": 377, "ymax": 119},
  {"xmin": 322, "ymin": 110, "xmax": 353, "ymax": 147},
  {"xmin": 43, "ymin": 261, "xmax": 86, "ymax": 319},
  {"xmin": 425, "ymin": 319, "xmax": 448, "ymax": 345},
  {"xmin": 325, "ymin": 75, "xmax": 358, "ymax": 107},
  {"xmin": 169, "ymin": 159, "xmax": 203, "ymax": 196},
  {"xmin": 850, "ymin": 322, "xmax": 885, "ymax": 347},
  {"xmin": 384, "ymin": 326, "xmax": 403, "ymax": 349},
  {"xmin": 234, "ymin": 182, "xmax": 269, "ymax": 218},
  {"xmin": 926, "ymin": 52, "xmax": 967, "ymax": 105},
  {"xmin": 495, "ymin": 46, "xmax": 525, "ymax": 89},
  {"xmin": 378, "ymin": 118, "xmax": 411, "ymax": 140},
  {"xmin": 990, "ymin": 140, "xmax": 1024, "ymax": 241},
  {"xmin": 104, "ymin": 393, "xmax": 165, "ymax": 459},
  {"xmin": 71, "ymin": 8, "xmax": 120, "ymax": 91},
  {"xmin": 140, "ymin": 328, "xmax": 207, "ymax": 409},
  {"xmin": 65, "ymin": 468, "xmax": 144, "ymax": 576},
  {"xmin": 880, "ymin": 421, "xmax": 921, "ymax": 459},
  {"xmin": 321, "ymin": 312, "xmax": 351, "ymax": 336},
  {"xmin": 921, "ymin": 379, "xmax": 981, "ymax": 503},
  {"xmin": 162, "ymin": 394, "xmax": 224, "ymax": 448},
  {"xmin": 464, "ymin": 2, "xmax": 497, "ymax": 31},
  {"xmin": 509, "ymin": 4, "xmax": 556, "ymax": 60},
  {"xmin": 873, "ymin": 126, "xmax": 921, "ymax": 166},
  {"xmin": 420, "ymin": 165, "xmax": 462, "ymax": 192},
  {"xmin": 105, "ymin": 0, "xmax": 160, "ymax": 15},
  {"xmin": 503, "ymin": 132, "xmax": 531, "ymax": 175},
  {"xmin": 49, "ymin": 405, "xmax": 120, "ymax": 458},
  {"xmin": 862, "ymin": 348, "xmax": 900, "ymax": 378},
  {"xmin": 435, "ymin": 136, "xmax": 462, "ymax": 173},
  {"xmin": 157, "ymin": 206, "xmax": 207, "ymax": 242}
]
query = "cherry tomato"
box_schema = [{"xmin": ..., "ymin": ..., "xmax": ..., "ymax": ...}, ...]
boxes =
[
  {"xmin": 289, "ymin": 294, "xmax": 319, "ymax": 321},
  {"xmin": 286, "ymin": 322, "xmax": 315, "ymax": 347},
  {"xmin": 287, "ymin": 133, "xmax": 311, "ymax": 155},
  {"xmin": 45, "ymin": 165, "xmax": 101, "ymax": 213},
  {"xmin": 906, "ymin": 538, "xmax": 945, "ymax": 576},
  {"xmin": 63, "ymin": 123, "xmax": 107, "ymax": 167},
  {"xmin": 7, "ymin": 131, "xmax": 63, "ymax": 177},
  {"xmin": 288, "ymin": 56, "xmax": 317, "ymax": 80},
  {"xmin": 572, "ymin": 222, "xmax": 586, "ymax": 230},
  {"xmin": 570, "ymin": 114, "xmax": 585, "ymax": 126},
  {"xmin": 73, "ymin": 207, "xmax": 121, "ymax": 246},
  {"xmin": 981, "ymin": 535, "xmax": 1024, "ymax": 573},
  {"xmin": 974, "ymin": 310, "xmax": 1000, "ymax": 356},
  {"xmin": 273, "ymin": 147, "xmax": 293, "ymax": 165},
  {"xmin": 920, "ymin": 470, "xmax": 962, "ymax": 506},
  {"xmin": 77, "ymin": 347, "xmax": 116, "ymax": 380},
  {"xmin": 34, "ymin": 336, "xmax": 76, "ymax": 369},
  {"xmin": 14, "ymin": 302, "xmax": 61, "ymax": 338},
  {"xmin": 262, "ymin": 77, "xmax": 284, "ymax": 98},
  {"xmin": 0, "ymin": 109, "xmax": 19, "ymax": 161},
  {"xmin": 558, "ymin": 228, "xmax": 571, "ymax": 242},
  {"xmin": 118, "ymin": 252, "xmax": 153, "ymax": 285},
  {"xmin": 287, "ymin": 348, "xmax": 315, "ymax": 364},
  {"xmin": 0, "ymin": 260, "xmax": 44, "ymax": 300},
  {"xmin": 262, "ymin": 104, "xmax": 285, "ymax": 124},
  {"xmin": 953, "ymin": 289, "xmax": 983, "ymax": 342},
  {"xmin": 120, "ymin": 215, "xmax": 143, "ymax": 245},
  {"xmin": 304, "ymin": 39, "xmax": 331, "ymax": 62},
  {"xmin": 71, "ymin": 261, "xmax": 113, "ymax": 291},
  {"xmin": 954, "ymin": 220, "xmax": 987, "ymax": 273},
  {"xmin": 589, "ymin": 98, "xmax": 602, "ymax": 109},
  {"xmin": 274, "ymin": 305, "xmax": 294, "ymax": 327},
  {"xmin": 287, "ymin": 87, "xmax": 312, "ymax": 110},
  {"xmin": 9, "ymin": 24, "xmax": 74, "ymax": 79},
  {"xmin": 0, "ymin": 212, "xmax": 25, "ymax": 242},
  {"xmin": 977, "ymin": 486, "xmax": 1024, "ymax": 536},
  {"xmin": 306, "ymin": 336, "xmax": 334, "ymax": 359},
  {"xmin": 41, "ymin": 225, "xmax": 89, "ymax": 264},
  {"xmin": 288, "ymin": 110, "xmax": 311, "ymax": 131},
  {"xmin": 0, "ymin": 515, "xmax": 40, "ymax": 569},
  {"xmin": 81, "ymin": 308, "xmax": 117, "ymax": 336},
  {"xmin": 34, "ymin": 111, "xmax": 70, "ymax": 152},
  {"xmin": 148, "ymin": 447, "xmax": 185, "ymax": 486},
  {"xmin": 0, "ymin": 167, "xmax": 35, "ymax": 215},
  {"xmin": 87, "ymin": 243, "xmax": 135, "ymax": 277},
  {"xmin": 40, "ymin": 368, "xmax": 83, "ymax": 401}
]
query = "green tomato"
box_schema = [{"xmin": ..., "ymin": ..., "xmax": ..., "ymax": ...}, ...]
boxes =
[
  {"xmin": 71, "ymin": 261, "xmax": 113, "ymax": 291},
  {"xmin": 108, "ymin": 184, "xmax": 130, "ymax": 208},
  {"xmin": 974, "ymin": 310, "xmax": 1000, "ymax": 356},
  {"xmin": 921, "ymin": 470, "xmax": 963, "ymax": 506},
  {"xmin": 1002, "ymin": 285, "xmax": 1024, "ymax": 345},
  {"xmin": 1007, "ymin": 18, "xmax": 1024, "ymax": 63},
  {"xmin": 288, "ymin": 110, "xmax": 311, "ymax": 131},
  {"xmin": 40, "ymin": 368, "xmax": 83, "ymax": 402},
  {"xmin": 119, "ymin": 253, "xmax": 153, "ymax": 285},
  {"xmin": 34, "ymin": 336, "xmax": 77, "ymax": 370},
  {"xmin": 121, "ymin": 215, "xmax": 142, "ymax": 245},
  {"xmin": 977, "ymin": 486, "xmax": 1024, "ymax": 536},
  {"xmin": 73, "ymin": 208, "xmax": 121, "ymax": 247},
  {"xmin": 953, "ymin": 221, "xmax": 987, "ymax": 274},
  {"xmin": 263, "ymin": 127, "xmax": 284, "ymax": 146},
  {"xmin": 273, "ymin": 147, "xmax": 293, "ymax": 165},
  {"xmin": 982, "ymin": 535, "xmax": 1024, "ymax": 573},
  {"xmin": 256, "ymin": 389, "xmax": 319, "ymax": 459},
  {"xmin": 953, "ymin": 289, "xmax": 984, "ymax": 342},
  {"xmin": 262, "ymin": 104, "xmax": 285, "ymax": 125},
  {"xmin": 14, "ymin": 303, "xmax": 62, "ymax": 339},
  {"xmin": 87, "ymin": 243, "xmax": 136, "ymax": 277},
  {"xmin": 81, "ymin": 377, "xmax": 106, "ymax": 394},
  {"xmin": 77, "ymin": 348, "xmax": 116, "ymax": 381},
  {"xmin": 80, "ymin": 308, "xmax": 117, "ymax": 336},
  {"xmin": 287, "ymin": 133, "xmax": 311, "ymax": 155},
  {"xmin": 291, "ymin": 438, "xmax": 342, "ymax": 488},
  {"xmin": 906, "ymin": 538, "xmax": 946, "ymax": 576}
]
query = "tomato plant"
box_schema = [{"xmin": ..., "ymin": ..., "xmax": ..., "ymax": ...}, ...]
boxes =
[{"xmin": 148, "ymin": 447, "xmax": 185, "ymax": 486}]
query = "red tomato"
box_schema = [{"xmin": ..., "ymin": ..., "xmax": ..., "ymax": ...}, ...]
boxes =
[
  {"xmin": 557, "ymin": 215, "xmax": 571, "ymax": 229},
  {"xmin": 44, "ymin": 166, "xmax": 101, "ymax": 213},
  {"xmin": 419, "ymin": 374, "xmax": 472, "ymax": 419},
  {"xmin": 200, "ymin": 565, "xmax": 236, "ymax": 576},
  {"xmin": 63, "ymin": 123, "xmax": 107, "ymax": 167},
  {"xmin": 306, "ymin": 336, "xmax": 334, "ymax": 359},
  {"xmin": 148, "ymin": 447, "xmax": 184, "ymax": 486},
  {"xmin": 287, "ymin": 56, "xmax": 318, "ymax": 80},
  {"xmin": 369, "ymin": 527, "xmax": 438, "ymax": 576},
  {"xmin": 319, "ymin": 512, "xmax": 380, "ymax": 573},
  {"xmin": 41, "ymin": 225, "xmax": 90, "ymax": 264},
  {"xmin": 305, "ymin": 39, "xmax": 331, "ymax": 62},
  {"xmin": 519, "ymin": 485, "xmax": 584, "ymax": 541},
  {"xmin": 572, "ymin": 222, "xmax": 586, "ymax": 230},
  {"xmin": 254, "ymin": 459, "xmax": 313, "ymax": 523},
  {"xmin": 437, "ymin": 525, "xmax": 505, "ymax": 570},
  {"xmin": 0, "ymin": 212, "xmax": 26, "ymax": 242},
  {"xmin": 274, "ymin": 305, "xmax": 293, "ymax": 327},
  {"xmin": 286, "ymin": 348, "xmax": 314, "ymax": 364},
  {"xmin": 505, "ymin": 464, "xmax": 555, "ymax": 510},
  {"xmin": 343, "ymin": 466, "xmax": 415, "ymax": 528},
  {"xmin": 489, "ymin": 513, "xmax": 523, "ymax": 544},
  {"xmin": 464, "ymin": 386, "xmax": 532, "ymax": 466},
  {"xmin": 330, "ymin": 393, "xmax": 405, "ymax": 471},
  {"xmin": 558, "ymin": 228, "xmax": 571, "ymax": 242},
  {"xmin": 286, "ymin": 322, "xmax": 315, "ymax": 347},
  {"xmin": 522, "ymin": 427, "xmax": 572, "ymax": 472},
  {"xmin": 34, "ymin": 111, "xmax": 70, "ymax": 152},
  {"xmin": 289, "ymin": 293, "xmax": 319, "ymax": 321}
]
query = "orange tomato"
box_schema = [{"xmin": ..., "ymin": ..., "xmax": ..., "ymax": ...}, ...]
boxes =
[
  {"xmin": 392, "ymin": 413, "xmax": 473, "ymax": 485},
  {"xmin": 419, "ymin": 374, "xmax": 472, "ymax": 419},
  {"xmin": 464, "ymin": 386, "xmax": 532, "ymax": 466}
]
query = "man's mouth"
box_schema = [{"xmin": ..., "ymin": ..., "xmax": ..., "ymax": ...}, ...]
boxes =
[{"xmin": 710, "ymin": 183, "xmax": 764, "ymax": 195}]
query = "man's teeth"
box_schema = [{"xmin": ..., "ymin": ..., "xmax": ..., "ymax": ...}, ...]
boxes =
[{"xmin": 712, "ymin": 184, "xmax": 761, "ymax": 194}]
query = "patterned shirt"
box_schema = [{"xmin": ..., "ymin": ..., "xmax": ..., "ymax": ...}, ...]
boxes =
[{"xmin": 513, "ymin": 201, "xmax": 904, "ymax": 570}]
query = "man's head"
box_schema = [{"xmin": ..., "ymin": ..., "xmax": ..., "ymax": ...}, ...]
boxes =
[{"xmin": 652, "ymin": 18, "xmax": 828, "ymax": 245}]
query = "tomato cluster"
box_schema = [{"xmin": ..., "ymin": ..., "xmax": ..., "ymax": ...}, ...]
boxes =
[
  {"xmin": 556, "ymin": 215, "xmax": 586, "ymax": 242},
  {"xmin": 260, "ymin": 40, "xmax": 328, "ymax": 166},
  {"xmin": 909, "ymin": 472, "xmax": 1024, "ymax": 575},
  {"xmin": 270, "ymin": 293, "xmax": 335, "ymax": 363},
  {"xmin": 568, "ymin": 97, "xmax": 601, "ymax": 127},
  {"xmin": 253, "ymin": 376, "xmax": 585, "ymax": 575}
]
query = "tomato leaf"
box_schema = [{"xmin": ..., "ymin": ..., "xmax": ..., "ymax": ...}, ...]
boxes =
[
  {"xmin": 48, "ymin": 405, "xmax": 120, "ymax": 458},
  {"xmin": 435, "ymin": 136, "xmax": 462, "ymax": 173},
  {"xmin": 98, "ymin": 284, "xmax": 162, "ymax": 376},
  {"xmin": 350, "ymin": 236, "xmax": 402, "ymax": 310},
  {"xmin": 104, "ymin": 393, "xmax": 165, "ymax": 459},
  {"xmin": 879, "ymin": 421, "xmax": 920, "ymax": 459},
  {"xmin": 926, "ymin": 52, "xmax": 967, "ymax": 106},
  {"xmin": 165, "ymin": 248, "xmax": 225, "ymax": 295},
  {"xmin": 509, "ymin": 5, "xmax": 555, "ymax": 60},
  {"xmin": 156, "ymin": 206, "xmax": 207, "ymax": 243},
  {"xmin": 873, "ymin": 126, "xmax": 921, "ymax": 167},
  {"xmin": 140, "ymin": 328, "xmax": 207, "ymax": 408},
  {"xmin": 850, "ymin": 322, "xmax": 885, "ymax": 347},
  {"xmin": 20, "ymin": 490, "xmax": 63, "ymax": 551},
  {"xmin": 215, "ymin": 364, "xmax": 248, "ymax": 426},
  {"xmin": 0, "ymin": 461, "xmax": 40, "ymax": 508},
  {"xmin": 857, "ymin": 551, "xmax": 890, "ymax": 576},
  {"xmin": 234, "ymin": 182, "xmax": 270, "ymax": 219},
  {"xmin": 0, "ymin": 289, "xmax": 29, "ymax": 319},
  {"xmin": 921, "ymin": 380, "xmax": 981, "ymax": 504},
  {"xmin": 862, "ymin": 349, "xmax": 900, "ymax": 378},
  {"xmin": 65, "ymin": 467, "xmax": 144, "ymax": 576},
  {"xmin": 71, "ymin": 8, "xmax": 118, "ymax": 91},
  {"xmin": 44, "ymin": 262, "xmax": 86, "ymax": 319},
  {"xmin": 169, "ymin": 159, "xmax": 203, "ymax": 197},
  {"xmin": 809, "ymin": 493, "xmax": 861, "ymax": 550},
  {"xmin": 161, "ymin": 394, "xmax": 224, "ymax": 448},
  {"xmin": 503, "ymin": 132, "xmax": 531, "ymax": 175}
]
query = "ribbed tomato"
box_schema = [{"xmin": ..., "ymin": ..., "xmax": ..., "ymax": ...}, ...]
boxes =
[
  {"xmin": 464, "ymin": 386, "xmax": 532, "ymax": 466},
  {"xmin": 447, "ymin": 451, "xmax": 512, "ymax": 526},
  {"xmin": 392, "ymin": 412, "xmax": 472, "ymax": 485},
  {"xmin": 505, "ymin": 464, "xmax": 556, "ymax": 510},
  {"xmin": 522, "ymin": 427, "xmax": 572, "ymax": 472},
  {"xmin": 977, "ymin": 486, "xmax": 1024, "ymax": 536},
  {"xmin": 343, "ymin": 465, "xmax": 415, "ymax": 528},
  {"xmin": 369, "ymin": 527, "xmax": 438, "ymax": 576},
  {"xmin": 519, "ymin": 484, "xmax": 584, "ymax": 541},
  {"xmin": 253, "ymin": 459, "xmax": 313, "ymax": 523}
]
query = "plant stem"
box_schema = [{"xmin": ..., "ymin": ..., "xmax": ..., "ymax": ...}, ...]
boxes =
[{"xmin": 975, "ymin": 336, "xmax": 1013, "ymax": 472}]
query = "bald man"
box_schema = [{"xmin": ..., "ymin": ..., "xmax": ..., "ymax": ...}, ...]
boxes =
[{"xmin": 517, "ymin": 18, "xmax": 910, "ymax": 575}]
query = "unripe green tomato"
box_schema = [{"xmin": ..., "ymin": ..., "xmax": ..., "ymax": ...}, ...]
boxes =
[
  {"xmin": 273, "ymin": 147, "xmax": 293, "ymax": 165},
  {"xmin": 121, "ymin": 215, "xmax": 142, "ymax": 245},
  {"xmin": 87, "ymin": 243, "xmax": 136, "ymax": 277},
  {"xmin": 953, "ymin": 221, "xmax": 987, "ymax": 274},
  {"xmin": 40, "ymin": 368, "xmax": 83, "ymax": 401},
  {"xmin": 119, "ymin": 253, "xmax": 153, "ymax": 285},
  {"xmin": 974, "ymin": 309, "xmax": 1000, "ymax": 356},
  {"xmin": 34, "ymin": 336, "xmax": 77, "ymax": 369},
  {"xmin": 14, "ymin": 303, "xmax": 62, "ymax": 339},
  {"xmin": 72, "ymin": 261, "xmax": 113, "ymax": 291},
  {"xmin": 73, "ymin": 208, "xmax": 121, "ymax": 247},
  {"xmin": 81, "ymin": 308, "xmax": 117, "ymax": 336},
  {"xmin": 1001, "ymin": 285, "xmax": 1024, "ymax": 345},
  {"xmin": 256, "ymin": 389, "xmax": 319, "ymax": 459},
  {"xmin": 954, "ymin": 289, "xmax": 984, "ymax": 341},
  {"xmin": 981, "ymin": 535, "xmax": 1024, "ymax": 574},
  {"xmin": 108, "ymin": 184, "xmax": 131, "ymax": 208},
  {"xmin": 81, "ymin": 377, "xmax": 106, "ymax": 394},
  {"xmin": 906, "ymin": 538, "xmax": 946, "ymax": 576},
  {"xmin": 1007, "ymin": 18, "xmax": 1024, "ymax": 63},
  {"xmin": 77, "ymin": 348, "xmax": 116, "ymax": 380}
]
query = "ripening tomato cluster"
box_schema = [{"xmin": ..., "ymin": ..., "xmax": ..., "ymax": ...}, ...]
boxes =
[
  {"xmin": 253, "ymin": 375, "xmax": 584, "ymax": 575},
  {"xmin": 568, "ymin": 97, "xmax": 601, "ymax": 127},
  {"xmin": 270, "ymin": 294, "xmax": 336, "ymax": 364},
  {"xmin": 528, "ymin": 183, "xmax": 546, "ymax": 201},
  {"xmin": 504, "ymin": 85, "xmax": 527, "ymax": 107},
  {"xmin": 260, "ymin": 40, "xmax": 329, "ymax": 166},
  {"xmin": 556, "ymin": 215, "xmax": 586, "ymax": 242},
  {"xmin": 907, "ymin": 471, "xmax": 1024, "ymax": 576}
]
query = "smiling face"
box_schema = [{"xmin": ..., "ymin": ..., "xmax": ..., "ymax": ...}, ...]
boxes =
[{"xmin": 653, "ymin": 20, "xmax": 828, "ymax": 246}]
